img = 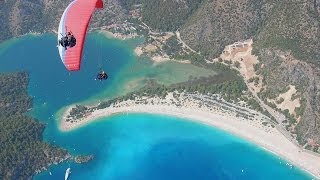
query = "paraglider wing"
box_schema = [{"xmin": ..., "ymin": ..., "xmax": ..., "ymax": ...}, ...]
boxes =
[{"xmin": 58, "ymin": 0, "xmax": 103, "ymax": 71}]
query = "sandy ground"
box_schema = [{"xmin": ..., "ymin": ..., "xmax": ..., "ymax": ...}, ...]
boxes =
[
  {"xmin": 134, "ymin": 46, "xmax": 143, "ymax": 56},
  {"xmin": 100, "ymin": 30, "xmax": 137, "ymax": 40},
  {"xmin": 134, "ymin": 46, "xmax": 171, "ymax": 63},
  {"xmin": 151, "ymin": 55, "xmax": 170, "ymax": 63},
  {"xmin": 270, "ymin": 85, "xmax": 300, "ymax": 115},
  {"xmin": 60, "ymin": 102, "xmax": 320, "ymax": 178},
  {"xmin": 210, "ymin": 39, "xmax": 263, "ymax": 92}
]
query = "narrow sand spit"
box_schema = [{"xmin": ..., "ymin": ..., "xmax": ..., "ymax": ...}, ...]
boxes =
[{"xmin": 60, "ymin": 95, "xmax": 320, "ymax": 178}]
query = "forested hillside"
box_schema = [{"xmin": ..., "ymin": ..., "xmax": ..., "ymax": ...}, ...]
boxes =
[
  {"xmin": 252, "ymin": 0, "xmax": 320, "ymax": 150},
  {"xmin": 254, "ymin": 0, "xmax": 320, "ymax": 66},
  {"xmin": 180, "ymin": 0, "xmax": 266, "ymax": 57},
  {"xmin": 0, "ymin": 0, "xmax": 126, "ymax": 42},
  {"xmin": 0, "ymin": 73, "xmax": 69, "ymax": 179},
  {"xmin": 254, "ymin": 50, "xmax": 320, "ymax": 151},
  {"xmin": 141, "ymin": 0, "xmax": 203, "ymax": 31}
]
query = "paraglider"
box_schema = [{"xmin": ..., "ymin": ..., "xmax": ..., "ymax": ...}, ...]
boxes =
[
  {"xmin": 57, "ymin": 0, "xmax": 104, "ymax": 71},
  {"xmin": 96, "ymin": 70, "xmax": 108, "ymax": 81},
  {"xmin": 59, "ymin": 32, "xmax": 76, "ymax": 50}
]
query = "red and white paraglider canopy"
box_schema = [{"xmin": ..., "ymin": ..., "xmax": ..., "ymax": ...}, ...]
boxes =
[{"xmin": 58, "ymin": 0, "xmax": 103, "ymax": 71}]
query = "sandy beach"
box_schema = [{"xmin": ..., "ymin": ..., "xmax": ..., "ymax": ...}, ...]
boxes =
[{"xmin": 59, "ymin": 94, "xmax": 320, "ymax": 179}]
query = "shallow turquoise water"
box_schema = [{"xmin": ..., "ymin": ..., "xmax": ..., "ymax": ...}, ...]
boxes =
[
  {"xmin": 0, "ymin": 33, "xmax": 134, "ymax": 121},
  {"xmin": 36, "ymin": 113, "xmax": 312, "ymax": 180},
  {"xmin": 0, "ymin": 34, "xmax": 314, "ymax": 180}
]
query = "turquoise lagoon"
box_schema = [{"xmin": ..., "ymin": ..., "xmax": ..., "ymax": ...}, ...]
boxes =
[{"xmin": 0, "ymin": 34, "xmax": 314, "ymax": 180}]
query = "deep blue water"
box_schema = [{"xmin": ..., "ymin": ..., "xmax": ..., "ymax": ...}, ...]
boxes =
[{"xmin": 0, "ymin": 35, "xmax": 314, "ymax": 180}]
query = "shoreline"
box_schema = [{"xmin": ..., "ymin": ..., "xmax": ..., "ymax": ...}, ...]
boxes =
[
  {"xmin": 98, "ymin": 29, "xmax": 139, "ymax": 41},
  {"xmin": 59, "ymin": 94, "xmax": 320, "ymax": 178}
]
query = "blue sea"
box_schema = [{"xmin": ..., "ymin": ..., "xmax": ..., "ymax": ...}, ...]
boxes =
[{"xmin": 0, "ymin": 34, "xmax": 314, "ymax": 180}]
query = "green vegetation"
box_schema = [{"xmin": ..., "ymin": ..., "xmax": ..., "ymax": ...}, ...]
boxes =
[
  {"xmin": 118, "ymin": 0, "xmax": 142, "ymax": 10},
  {"xmin": 282, "ymin": 109, "xmax": 297, "ymax": 125},
  {"xmin": 68, "ymin": 105, "xmax": 91, "ymax": 120},
  {"xmin": 294, "ymin": 98, "xmax": 306, "ymax": 118},
  {"xmin": 247, "ymin": 98, "xmax": 263, "ymax": 112},
  {"xmin": 258, "ymin": 86, "xmax": 289, "ymax": 100},
  {"xmin": 234, "ymin": 61, "xmax": 241, "ymax": 69},
  {"xmin": 180, "ymin": 0, "xmax": 265, "ymax": 57},
  {"xmin": 0, "ymin": 0, "xmax": 126, "ymax": 43},
  {"xmin": 162, "ymin": 36, "xmax": 184, "ymax": 57},
  {"xmin": 276, "ymin": 97, "xmax": 284, "ymax": 104},
  {"xmin": 254, "ymin": 1, "xmax": 320, "ymax": 66},
  {"xmin": 256, "ymin": 49, "xmax": 320, "ymax": 146},
  {"xmin": 141, "ymin": 0, "xmax": 203, "ymax": 31},
  {"xmin": 0, "ymin": 73, "xmax": 69, "ymax": 179},
  {"xmin": 123, "ymin": 73, "xmax": 246, "ymax": 103},
  {"xmin": 0, "ymin": 73, "xmax": 31, "ymax": 117},
  {"xmin": 97, "ymin": 63, "xmax": 249, "ymax": 109},
  {"xmin": 248, "ymin": 76, "xmax": 260, "ymax": 86},
  {"xmin": 296, "ymin": 133, "xmax": 307, "ymax": 145},
  {"xmin": 174, "ymin": 52, "xmax": 205, "ymax": 65},
  {"xmin": 0, "ymin": 0, "xmax": 53, "ymax": 42}
]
